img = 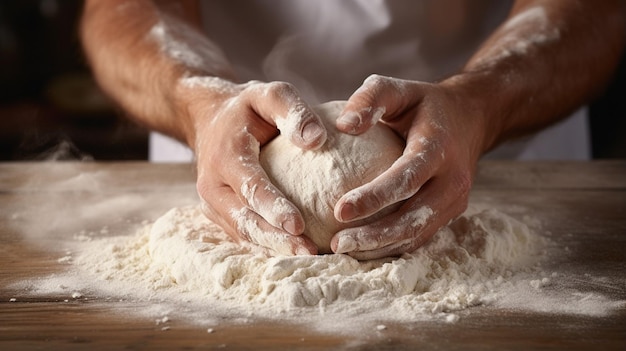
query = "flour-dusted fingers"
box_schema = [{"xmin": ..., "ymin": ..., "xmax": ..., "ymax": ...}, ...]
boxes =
[
  {"xmin": 199, "ymin": 186, "xmax": 318, "ymax": 256},
  {"xmin": 194, "ymin": 89, "xmax": 313, "ymax": 236},
  {"xmin": 331, "ymin": 174, "xmax": 470, "ymax": 259},
  {"xmin": 244, "ymin": 81, "xmax": 327, "ymax": 150},
  {"xmin": 334, "ymin": 153, "xmax": 434, "ymax": 223},
  {"xmin": 337, "ymin": 74, "xmax": 424, "ymax": 135},
  {"xmin": 228, "ymin": 158, "xmax": 306, "ymax": 236},
  {"xmin": 190, "ymin": 79, "xmax": 330, "ymax": 253},
  {"xmin": 334, "ymin": 122, "xmax": 447, "ymax": 223},
  {"xmin": 197, "ymin": 123, "xmax": 305, "ymax": 236},
  {"xmin": 331, "ymin": 76, "xmax": 480, "ymax": 260}
]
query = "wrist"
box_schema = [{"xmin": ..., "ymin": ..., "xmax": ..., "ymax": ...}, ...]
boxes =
[
  {"xmin": 438, "ymin": 70, "xmax": 517, "ymax": 156},
  {"xmin": 172, "ymin": 75, "xmax": 241, "ymax": 150}
]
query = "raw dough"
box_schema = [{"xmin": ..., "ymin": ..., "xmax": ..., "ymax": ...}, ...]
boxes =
[{"xmin": 260, "ymin": 101, "xmax": 404, "ymax": 253}]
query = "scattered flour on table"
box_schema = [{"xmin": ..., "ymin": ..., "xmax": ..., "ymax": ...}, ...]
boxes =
[{"xmin": 12, "ymin": 203, "xmax": 625, "ymax": 334}]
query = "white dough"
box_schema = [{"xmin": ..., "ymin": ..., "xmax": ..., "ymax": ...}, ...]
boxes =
[{"xmin": 260, "ymin": 101, "xmax": 404, "ymax": 253}]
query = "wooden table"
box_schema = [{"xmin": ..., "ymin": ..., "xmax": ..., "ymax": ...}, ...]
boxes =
[{"xmin": 1, "ymin": 161, "xmax": 625, "ymax": 350}]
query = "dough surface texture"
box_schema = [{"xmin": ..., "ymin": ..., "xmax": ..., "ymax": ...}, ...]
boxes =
[{"xmin": 260, "ymin": 101, "xmax": 404, "ymax": 253}]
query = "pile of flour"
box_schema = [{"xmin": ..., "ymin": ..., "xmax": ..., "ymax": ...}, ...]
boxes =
[
  {"xmin": 65, "ymin": 204, "xmax": 547, "ymax": 328},
  {"xmin": 8, "ymin": 165, "xmax": 623, "ymax": 335}
]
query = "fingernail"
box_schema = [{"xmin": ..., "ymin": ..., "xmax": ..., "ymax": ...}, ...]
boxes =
[
  {"xmin": 371, "ymin": 106, "xmax": 386, "ymax": 123},
  {"xmin": 335, "ymin": 236, "xmax": 357, "ymax": 254},
  {"xmin": 338, "ymin": 202, "xmax": 358, "ymax": 222},
  {"xmin": 301, "ymin": 122, "xmax": 325, "ymax": 144},
  {"xmin": 282, "ymin": 219, "xmax": 297, "ymax": 235},
  {"xmin": 337, "ymin": 112, "xmax": 361, "ymax": 132}
]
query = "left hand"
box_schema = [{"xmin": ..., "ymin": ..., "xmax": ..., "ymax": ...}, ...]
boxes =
[{"xmin": 330, "ymin": 74, "xmax": 488, "ymax": 260}]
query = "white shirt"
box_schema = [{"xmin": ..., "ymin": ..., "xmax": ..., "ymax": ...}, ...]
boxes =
[{"xmin": 150, "ymin": 0, "xmax": 589, "ymax": 162}]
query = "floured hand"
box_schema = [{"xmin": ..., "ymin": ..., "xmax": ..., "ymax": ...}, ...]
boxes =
[
  {"xmin": 178, "ymin": 77, "xmax": 327, "ymax": 255},
  {"xmin": 331, "ymin": 74, "xmax": 486, "ymax": 260}
]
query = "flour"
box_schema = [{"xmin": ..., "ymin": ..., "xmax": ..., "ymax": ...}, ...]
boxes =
[
  {"xmin": 179, "ymin": 76, "xmax": 240, "ymax": 95},
  {"xmin": 60, "ymin": 205, "xmax": 544, "ymax": 327},
  {"xmin": 10, "ymin": 197, "xmax": 625, "ymax": 335},
  {"xmin": 5, "ymin": 148, "xmax": 623, "ymax": 337},
  {"xmin": 503, "ymin": 6, "xmax": 548, "ymax": 31},
  {"xmin": 475, "ymin": 5, "xmax": 560, "ymax": 69},
  {"xmin": 148, "ymin": 14, "xmax": 230, "ymax": 74},
  {"xmin": 275, "ymin": 103, "xmax": 307, "ymax": 139}
]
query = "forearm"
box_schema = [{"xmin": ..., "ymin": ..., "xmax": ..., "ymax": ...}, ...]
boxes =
[
  {"xmin": 442, "ymin": 0, "xmax": 626, "ymax": 154},
  {"xmin": 80, "ymin": 0, "xmax": 233, "ymax": 144}
]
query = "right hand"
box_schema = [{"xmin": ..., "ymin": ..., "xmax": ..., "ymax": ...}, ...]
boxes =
[{"xmin": 176, "ymin": 77, "xmax": 327, "ymax": 255}]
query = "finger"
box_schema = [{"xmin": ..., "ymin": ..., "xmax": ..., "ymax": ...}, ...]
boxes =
[
  {"xmin": 347, "ymin": 239, "xmax": 419, "ymax": 261},
  {"xmin": 214, "ymin": 127, "xmax": 306, "ymax": 236},
  {"xmin": 199, "ymin": 185, "xmax": 318, "ymax": 256},
  {"xmin": 246, "ymin": 81, "xmax": 327, "ymax": 150},
  {"xmin": 334, "ymin": 154, "xmax": 432, "ymax": 223},
  {"xmin": 332, "ymin": 202, "xmax": 437, "ymax": 255},
  {"xmin": 334, "ymin": 135, "xmax": 442, "ymax": 223},
  {"xmin": 337, "ymin": 74, "xmax": 422, "ymax": 135},
  {"xmin": 331, "ymin": 174, "xmax": 470, "ymax": 258}
]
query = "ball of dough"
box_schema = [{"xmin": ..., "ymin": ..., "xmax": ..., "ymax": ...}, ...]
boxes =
[{"xmin": 260, "ymin": 101, "xmax": 404, "ymax": 253}]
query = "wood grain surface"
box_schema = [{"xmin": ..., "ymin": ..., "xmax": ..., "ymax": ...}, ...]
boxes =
[{"xmin": 1, "ymin": 161, "xmax": 625, "ymax": 350}]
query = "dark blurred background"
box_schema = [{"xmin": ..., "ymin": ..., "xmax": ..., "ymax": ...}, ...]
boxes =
[
  {"xmin": 0, "ymin": 0, "xmax": 147, "ymax": 161},
  {"xmin": 0, "ymin": 0, "xmax": 624, "ymax": 161}
]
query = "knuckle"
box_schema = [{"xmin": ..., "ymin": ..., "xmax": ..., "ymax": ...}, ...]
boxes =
[
  {"xmin": 363, "ymin": 187, "xmax": 389, "ymax": 213},
  {"xmin": 353, "ymin": 75, "xmax": 387, "ymax": 102},
  {"xmin": 447, "ymin": 170, "xmax": 472, "ymax": 217},
  {"xmin": 195, "ymin": 177, "xmax": 213, "ymax": 202},
  {"xmin": 390, "ymin": 160, "xmax": 424, "ymax": 201},
  {"xmin": 239, "ymin": 176, "xmax": 257, "ymax": 207},
  {"xmin": 363, "ymin": 74, "xmax": 388, "ymax": 87},
  {"xmin": 401, "ymin": 164, "xmax": 423, "ymax": 196},
  {"xmin": 231, "ymin": 207, "xmax": 254, "ymax": 242},
  {"xmin": 263, "ymin": 81, "xmax": 297, "ymax": 101}
]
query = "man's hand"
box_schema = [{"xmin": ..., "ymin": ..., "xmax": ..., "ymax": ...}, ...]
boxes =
[
  {"xmin": 328, "ymin": 0, "xmax": 625, "ymax": 260},
  {"xmin": 330, "ymin": 74, "xmax": 485, "ymax": 260},
  {"xmin": 179, "ymin": 77, "xmax": 327, "ymax": 255}
]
